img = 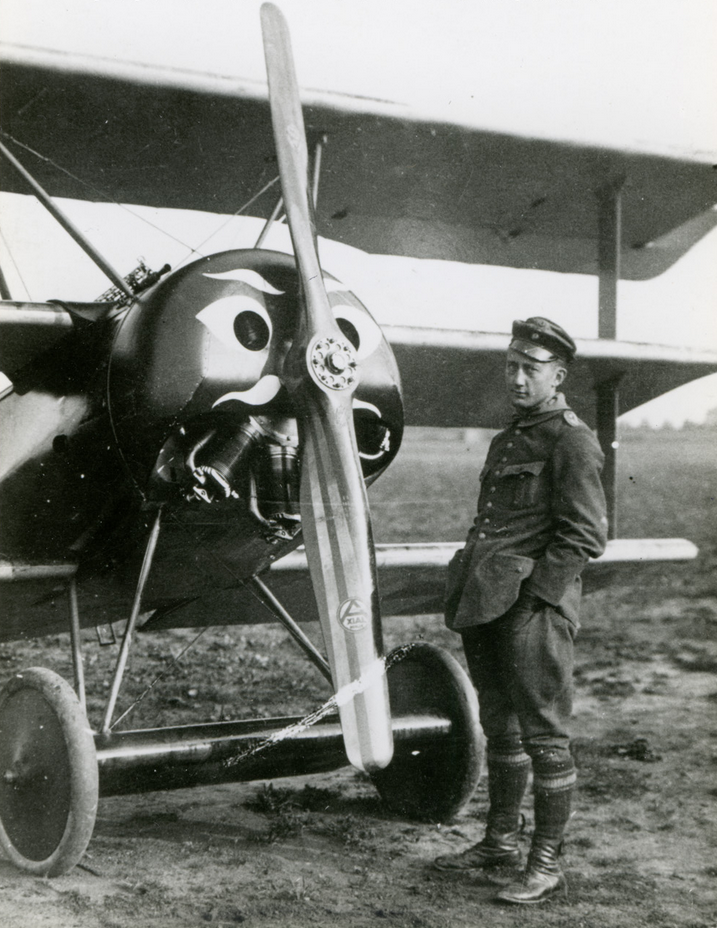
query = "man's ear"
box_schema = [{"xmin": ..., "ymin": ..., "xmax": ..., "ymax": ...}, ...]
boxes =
[{"xmin": 554, "ymin": 365, "xmax": 567, "ymax": 387}]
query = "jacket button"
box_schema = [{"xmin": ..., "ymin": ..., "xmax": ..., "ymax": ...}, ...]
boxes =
[
  {"xmin": 487, "ymin": 502, "xmax": 493, "ymax": 508},
  {"xmin": 478, "ymin": 532, "xmax": 486, "ymax": 539},
  {"xmin": 507, "ymin": 442, "xmax": 514, "ymax": 448},
  {"xmin": 490, "ymin": 486, "xmax": 496, "ymax": 493}
]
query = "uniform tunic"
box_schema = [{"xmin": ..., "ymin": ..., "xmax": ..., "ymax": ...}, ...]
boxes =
[
  {"xmin": 445, "ymin": 395, "xmax": 607, "ymax": 759},
  {"xmin": 446, "ymin": 395, "xmax": 607, "ymax": 631}
]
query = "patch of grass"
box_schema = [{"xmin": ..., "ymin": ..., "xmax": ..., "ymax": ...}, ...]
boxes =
[
  {"xmin": 241, "ymin": 783, "xmax": 386, "ymax": 853},
  {"xmin": 290, "ymin": 784, "xmax": 339, "ymax": 812},
  {"xmin": 588, "ymin": 678, "xmax": 637, "ymax": 698},
  {"xmin": 569, "ymin": 834, "xmax": 596, "ymax": 849},
  {"xmin": 579, "ymin": 765, "xmax": 651, "ymax": 801},
  {"xmin": 313, "ymin": 813, "xmax": 379, "ymax": 851},
  {"xmin": 572, "ymin": 738, "xmax": 615, "ymax": 759},
  {"xmin": 567, "ymin": 866, "xmax": 659, "ymax": 904},
  {"xmin": 64, "ymin": 890, "xmax": 92, "ymax": 914},
  {"xmin": 671, "ymin": 645, "xmax": 717, "ymax": 673},
  {"xmin": 244, "ymin": 784, "xmax": 308, "ymax": 842},
  {"xmin": 242, "ymin": 779, "xmax": 387, "ymax": 846},
  {"xmin": 573, "ymin": 741, "xmax": 653, "ymax": 800}
]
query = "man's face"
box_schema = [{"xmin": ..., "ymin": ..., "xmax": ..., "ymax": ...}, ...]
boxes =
[{"xmin": 505, "ymin": 348, "xmax": 566, "ymax": 411}]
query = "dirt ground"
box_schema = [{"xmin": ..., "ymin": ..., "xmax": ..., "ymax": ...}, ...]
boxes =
[{"xmin": 1, "ymin": 426, "xmax": 716, "ymax": 928}]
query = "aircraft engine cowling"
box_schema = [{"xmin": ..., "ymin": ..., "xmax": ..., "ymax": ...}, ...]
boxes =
[{"xmin": 107, "ymin": 249, "xmax": 403, "ymax": 540}]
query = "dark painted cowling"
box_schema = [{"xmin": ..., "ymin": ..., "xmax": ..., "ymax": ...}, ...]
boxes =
[{"xmin": 107, "ymin": 247, "xmax": 403, "ymax": 544}]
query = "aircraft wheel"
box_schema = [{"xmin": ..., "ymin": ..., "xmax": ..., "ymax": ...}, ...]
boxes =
[
  {"xmin": 371, "ymin": 642, "xmax": 483, "ymax": 823},
  {"xmin": 0, "ymin": 667, "xmax": 98, "ymax": 876}
]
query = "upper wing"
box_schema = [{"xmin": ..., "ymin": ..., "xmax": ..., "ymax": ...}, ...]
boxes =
[
  {"xmin": 1, "ymin": 46, "xmax": 716, "ymax": 280},
  {"xmin": 387, "ymin": 327, "xmax": 717, "ymax": 429}
]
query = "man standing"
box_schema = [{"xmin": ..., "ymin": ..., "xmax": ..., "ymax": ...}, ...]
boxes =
[{"xmin": 435, "ymin": 317, "xmax": 608, "ymax": 904}]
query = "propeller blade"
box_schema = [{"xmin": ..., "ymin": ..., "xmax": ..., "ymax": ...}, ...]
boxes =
[
  {"xmin": 260, "ymin": 2, "xmax": 333, "ymax": 337},
  {"xmin": 260, "ymin": 2, "xmax": 393, "ymax": 772}
]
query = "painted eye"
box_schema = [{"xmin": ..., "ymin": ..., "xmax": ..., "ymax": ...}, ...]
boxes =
[
  {"xmin": 196, "ymin": 296, "xmax": 273, "ymax": 353},
  {"xmin": 336, "ymin": 316, "xmax": 360, "ymax": 351},
  {"xmin": 324, "ymin": 277, "xmax": 382, "ymax": 361},
  {"xmin": 234, "ymin": 311, "xmax": 271, "ymax": 351},
  {"xmin": 333, "ymin": 304, "xmax": 382, "ymax": 360}
]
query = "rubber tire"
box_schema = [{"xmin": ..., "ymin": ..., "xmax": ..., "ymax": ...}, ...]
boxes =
[
  {"xmin": 0, "ymin": 667, "xmax": 98, "ymax": 876},
  {"xmin": 371, "ymin": 642, "xmax": 484, "ymax": 823}
]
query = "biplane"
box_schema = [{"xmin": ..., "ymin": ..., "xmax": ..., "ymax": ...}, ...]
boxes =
[{"xmin": 1, "ymin": 2, "xmax": 716, "ymax": 877}]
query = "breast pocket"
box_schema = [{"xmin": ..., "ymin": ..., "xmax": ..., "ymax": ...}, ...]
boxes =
[{"xmin": 498, "ymin": 460, "xmax": 545, "ymax": 509}]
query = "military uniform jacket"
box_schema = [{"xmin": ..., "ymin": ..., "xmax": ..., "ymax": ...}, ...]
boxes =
[{"xmin": 446, "ymin": 396, "xmax": 608, "ymax": 630}]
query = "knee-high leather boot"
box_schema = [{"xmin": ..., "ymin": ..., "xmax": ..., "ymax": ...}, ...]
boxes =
[
  {"xmin": 495, "ymin": 759, "xmax": 574, "ymax": 903},
  {"xmin": 434, "ymin": 749, "xmax": 530, "ymax": 872}
]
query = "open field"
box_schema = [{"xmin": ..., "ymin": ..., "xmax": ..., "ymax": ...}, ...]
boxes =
[{"xmin": 1, "ymin": 425, "xmax": 716, "ymax": 927}]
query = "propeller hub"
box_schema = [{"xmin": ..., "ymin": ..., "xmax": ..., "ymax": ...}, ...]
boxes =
[
  {"xmin": 309, "ymin": 335, "xmax": 358, "ymax": 391},
  {"xmin": 327, "ymin": 347, "xmax": 350, "ymax": 373}
]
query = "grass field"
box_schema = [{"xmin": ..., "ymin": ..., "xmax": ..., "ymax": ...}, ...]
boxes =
[{"xmin": 370, "ymin": 424, "xmax": 717, "ymax": 548}]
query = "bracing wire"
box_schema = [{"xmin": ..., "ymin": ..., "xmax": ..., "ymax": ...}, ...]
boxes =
[
  {"xmin": 109, "ymin": 494, "xmax": 408, "ymax": 745},
  {"xmin": 105, "ymin": 502, "xmax": 305, "ymax": 729},
  {"xmin": 0, "ymin": 131, "xmax": 199, "ymax": 255},
  {"xmin": 0, "ymin": 131, "xmax": 280, "ymax": 267},
  {"xmin": 109, "ymin": 625, "xmax": 210, "ymax": 731},
  {"xmin": 172, "ymin": 175, "xmax": 281, "ymax": 270}
]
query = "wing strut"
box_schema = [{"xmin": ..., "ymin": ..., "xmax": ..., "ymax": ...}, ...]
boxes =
[
  {"xmin": 252, "ymin": 137, "xmax": 323, "ymax": 249},
  {"xmin": 595, "ymin": 179, "xmax": 625, "ymax": 539},
  {"xmin": 100, "ymin": 509, "xmax": 163, "ymax": 734},
  {"xmin": 254, "ymin": 196, "xmax": 284, "ymax": 247},
  {"xmin": 311, "ymin": 135, "xmax": 327, "ymax": 208},
  {"xmin": 68, "ymin": 578, "xmax": 86, "ymax": 713},
  {"xmin": 0, "ymin": 141, "xmax": 133, "ymax": 298},
  {"xmin": 249, "ymin": 576, "xmax": 332, "ymax": 682}
]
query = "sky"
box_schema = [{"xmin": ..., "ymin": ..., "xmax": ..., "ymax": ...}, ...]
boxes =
[{"xmin": 1, "ymin": 0, "xmax": 716, "ymax": 424}]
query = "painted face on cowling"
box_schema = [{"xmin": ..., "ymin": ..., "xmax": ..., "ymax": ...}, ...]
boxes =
[
  {"xmin": 196, "ymin": 265, "xmax": 384, "ymax": 412},
  {"xmin": 107, "ymin": 249, "xmax": 403, "ymax": 494}
]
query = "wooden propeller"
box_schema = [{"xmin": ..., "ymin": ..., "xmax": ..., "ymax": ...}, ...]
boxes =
[{"xmin": 260, "ymin": 2, "xmax": 393, "ymax": 772}]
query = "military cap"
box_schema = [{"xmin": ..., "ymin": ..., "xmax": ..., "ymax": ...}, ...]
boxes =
[{"xmin": 509, "ymin": 316, "xmax": 577, "ymax": 364}]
